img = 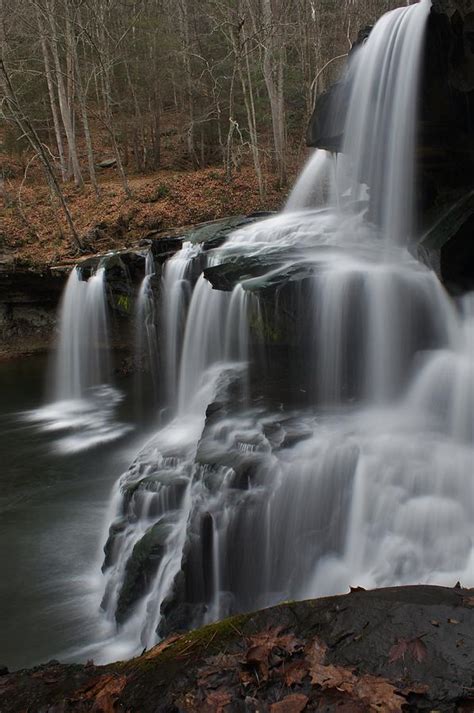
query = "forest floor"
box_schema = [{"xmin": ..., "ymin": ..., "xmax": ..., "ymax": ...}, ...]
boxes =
[
  {"xmin": 1, "ymin": 585, "xmax": 474, "ymax": 712},
  {"xmin": 0, "ymin": 163, "xmax": 298, "ymax": 269}
]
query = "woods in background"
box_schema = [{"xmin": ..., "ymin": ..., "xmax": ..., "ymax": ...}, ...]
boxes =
[{"xmin": 0, "ymin": 0, "xmax": 405, "ymax": 250}]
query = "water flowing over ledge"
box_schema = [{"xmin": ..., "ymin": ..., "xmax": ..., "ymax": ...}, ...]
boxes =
[{"xmin": 22, "ymin": 0, "xmax": 474, "ymax": 667}]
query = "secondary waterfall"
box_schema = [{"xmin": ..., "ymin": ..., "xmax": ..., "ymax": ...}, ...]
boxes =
[
  {"xmin": 135, "ymin": 251, "xmax": 159, "ymax": 412},
  {"xmin": 27, "ymin": 265, "xmax": 131, "ymax": 453},
  {"xmin": 48, "ymin": 0, "xmax": 473, "ymax": 664},
  {"xmin": 53, "ymin": 266, "xmax": 110, "ymax": 401}
]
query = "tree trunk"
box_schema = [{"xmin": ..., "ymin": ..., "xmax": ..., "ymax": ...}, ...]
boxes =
[
  {"xmin": 46, "ymin": 0, "xmax": 83, "ymax": 188},
  {"xmin": 261, "ymin": 0, "xmax": 287, "ymax": 188},
  {"xmin": 0, "ymin": 59, "xmax": 83, "ymax": 251},
  {"xmin": 36, "ymin": 7, "xmax": 67, "ymax": 182}
]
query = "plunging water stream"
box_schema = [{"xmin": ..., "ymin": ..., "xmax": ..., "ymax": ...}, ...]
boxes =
[
  {"xmin": 26, "ymin": 0, "xmax": 474, "ymax": 666},
  {"xmin": 27, "ymin": 266, "xmax": 131, "ymax": 453}
]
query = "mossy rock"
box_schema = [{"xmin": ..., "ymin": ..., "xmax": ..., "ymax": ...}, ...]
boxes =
[{"xmin": 115, "ymin": 518, "xmax": 175, "ymax": 624}]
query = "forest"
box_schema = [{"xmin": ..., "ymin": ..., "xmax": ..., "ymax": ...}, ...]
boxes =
[{"xmin": 1, "ymin": 0, "xmax": 405, "ymax": 260}]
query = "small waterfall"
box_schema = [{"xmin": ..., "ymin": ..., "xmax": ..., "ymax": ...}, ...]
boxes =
[
  {"xmin": 161, "ymin": 242, "xmax": 201, "ymax": 408},
  {"xmin": 27, "ymin": 265, "xmax": 131, "ymax": 453},
  {"xmin": 53, "ymin": 266, "xmax": 110, "ymax": 401},
  {"xmin": 284, "ymin": 149, "xmax": 337, "ymax": 212},
  {"xmin": 135, "ymin": 251, "xmax": 159, "ymax": 411}
]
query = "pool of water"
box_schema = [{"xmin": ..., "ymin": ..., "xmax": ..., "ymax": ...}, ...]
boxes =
[{"xmin": 0, "ymin": 356, "xmax": 151, "ymax": 670}]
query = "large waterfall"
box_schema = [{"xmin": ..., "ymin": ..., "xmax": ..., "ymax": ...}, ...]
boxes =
[{"xmin": 46, "ymin": 0, "xmax": 474, "ymax": 664}]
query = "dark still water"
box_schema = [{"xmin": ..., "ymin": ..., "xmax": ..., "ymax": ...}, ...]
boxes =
[{"xmin": 0, "ymin": 357, "xmax": 148, "ymax": 670}]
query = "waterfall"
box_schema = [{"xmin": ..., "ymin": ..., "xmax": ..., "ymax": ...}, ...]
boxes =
[
  {"xmin": 27, "ymin": 265, "xmax": 131, "ymax": 453},
  {"xmin": 54, "ymin": 0, "xmax": 474, "ymax": 664},
  {"xmin": 135, "ymin": 251, "xmax": 159, "ymax": 412},
  {"xmin": 287, "ymin": 0, "xmax": 430, "ymax": 245},
  {"xmin": 161, "ymin": 242, "xmax": 201, "ymax": 408},
  {"xmin": 53, "ymin": 266, "xmax": 110, "ymax": 401}
]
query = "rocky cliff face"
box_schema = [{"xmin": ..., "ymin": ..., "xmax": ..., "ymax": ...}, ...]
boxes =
[{"xmin": 0, "ymin": 265, "xmax": 66, "ymax": 359}]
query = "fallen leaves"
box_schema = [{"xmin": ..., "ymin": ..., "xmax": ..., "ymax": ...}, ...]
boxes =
[
  {"xmin": 245, "ymin": 626, "xmax": 303, "ymax": 681},
  {"xmin": 76, "ymin": 674, "xmax": 127, "ymax": 713},
  {"xmin": 144, "ymin": 633, "xmax": 182, "ymax": 659},
  {"xmin": 270, "ymin": 693, "xmax": 309, "ymax": 712},
  {"xmin": 388, "ymin": 637, "xmax": 427, "ymax": 664}
]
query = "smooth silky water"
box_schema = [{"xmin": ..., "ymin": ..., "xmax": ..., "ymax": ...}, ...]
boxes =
[
  {"xmin": 0, "ymin": 357, "xmax": 154, "ymax": 670},
  {"xmin": 2, "ymin": 0, "xmax": 473, "ymax": 669}
]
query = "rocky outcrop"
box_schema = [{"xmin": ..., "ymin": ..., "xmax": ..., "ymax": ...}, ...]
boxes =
[
  {"xmin": 2, "ymin": 585, "xmax": 474, "ymax": 712},
  {"xmin": 0, "ymin": 264, "xmax": 65, "ymax": 359},
  {"xmin": 0, "ymin": 214, "xmax": 271, "ymax": 359}
]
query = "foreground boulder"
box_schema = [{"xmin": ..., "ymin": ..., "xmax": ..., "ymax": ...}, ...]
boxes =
[{"xmin": 2, "ymin": 585, "xmax": 474, "ymax": 712}]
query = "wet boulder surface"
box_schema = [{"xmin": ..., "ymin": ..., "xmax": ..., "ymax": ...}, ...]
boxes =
[{"xmin": 2, "ymin": 585, "xmax": 474, "ymax": 712}]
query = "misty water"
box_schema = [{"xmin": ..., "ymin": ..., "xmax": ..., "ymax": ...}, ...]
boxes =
[
  {"xmin": 0, "ymin": 358, "xmax": 151, "ymax": 669},
  {"xmin": 2, "ymin": 0, "xmax": 473, "ymax": 673}
]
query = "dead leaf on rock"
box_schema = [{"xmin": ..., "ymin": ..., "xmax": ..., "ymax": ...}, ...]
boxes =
[
  {"xmin": 198, "ymin": 653, "xmax": 241, "ymax": 688},
  {"xmin": 269, "ymin": 693, "xmax": 309, "ymax": 712},
  {"xmin": 283, "ymin": 660, "xmax": 309, "ymax": 686},
  {"xmin": 388, "ymin": 637, "xmax": 427, "ymax": 664},
  {"xmin": 245, "ymin": 626, "xmax": 302, "ymax": 681},
  {"xmin": 462, "ymin": 597, "xmax": 474, "ymax": 608},
  {"xmin": 410, "ymin": 638, "xmax": 427, "ymax": 663},
  {"xmin": 305, "ymin": 636, "xmax": 327, "ymax": 667},
  {"xmin": 353, "ymin": 673, "xmax": 405, "ymax": 712},
  {"xmin": 144, "ymin": 633, "xmax": 182, "ymax": 659},
  {"xmin": 204, "ymin": 686, "xmax": 233, "ymax": 713},
  {"xmin": 305, "ymin": 640, "xmax": 405, "ymax": 713},
  {"xmin": 448, "ymin": 618, "xmax": 460, "ymax": 625},
  {"xmin": 74, "ymin": 674, "xmax": 127, "ymax": 713},
  {"xmin": 388, "ymin": 639, "xmax": 409, "ymax": 664}
]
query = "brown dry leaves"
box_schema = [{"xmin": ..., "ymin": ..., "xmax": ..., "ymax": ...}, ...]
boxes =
[
  {"xmin": 388, "ymin": 636, "xmax": 428, "ymax": 664},
  {"xmin": 186, "ymin": 625, "xmax": 408, "ymax": 713},
  {"xmin": 76, "ymin": 674, "xmax": 127, "ymax": 713}
]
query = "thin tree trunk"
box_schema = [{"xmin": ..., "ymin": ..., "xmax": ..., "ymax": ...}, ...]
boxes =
[
  {"xmin": 36, "ymin": 7, "xmax": 67, "ymax": 182},
  {"xmin": 46, "ymin": 0, "xmax": 83, "ymax": 187},
  {"xmin": 0, "ymin": 59, "xmax": 83, "ymax": 251},
  {"xmin": 69, "ymin": 5, "xmax": 100, "ymax": 197},
  {"xmin": 262, "ymin": 0, "xmax": 287, "ymax": 187}
]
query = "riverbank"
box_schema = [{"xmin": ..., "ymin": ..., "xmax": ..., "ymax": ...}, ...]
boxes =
[
  {"xmin": 1, "ymin": 166, "xmax": 290, "ymax": 269},
  {"xmin": 1, "ymin": 584, "xmax": 473, "ymax": 712}
]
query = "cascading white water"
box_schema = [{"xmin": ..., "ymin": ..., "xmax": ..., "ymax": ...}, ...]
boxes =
[
  {"xmin": 284, "ymin": 149, "xmax": 337, "ymax": 212},
  {"xmin": 135, "ymin": 251, "xmax": 159, "ymax": 410},
  {"xmin": 53, "ymin": 267, "xmax": 110, "ymax": 401},
  {"xmin": 58, "ymin": 0, "xmax": 473, "ymax": 664},
  {"xmin": 341, "ymin": 1, "xmax": 430, "ymax": 244},
  {"xmin": 27, "ymin": 266, "xmax": 131, "ymax": 453},
  {"xmin": 161, "ymin": 242, "xmax": 201, "ymax": 407}
]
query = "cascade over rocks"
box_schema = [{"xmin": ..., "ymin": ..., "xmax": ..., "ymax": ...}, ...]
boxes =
[
  {"xmin": 16, "ymin": 0, "xmax": 474, "ymax": 686},
  {"xmin": 306, "ymin": 1, "xmax": 474, "ymax": 292}
]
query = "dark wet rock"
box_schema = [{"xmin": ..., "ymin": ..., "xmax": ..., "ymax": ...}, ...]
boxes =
[
  {"xmin": 417, "ymin": 189, "xmax": 474, "ymax": 292},
  {"xmin": 102, "ymin": 517, "xmax": 128, "ymax": 572},
  {"xmin": 146, "ymin": 213, "xmax": 273, "ymax": 259},
  {"xmin": 0, "ymin": 265, "xmax": 65, "ymax": 357},
  {"xmin": 4, "ymin": 586, "xmax": 474, "ymax": 712}
]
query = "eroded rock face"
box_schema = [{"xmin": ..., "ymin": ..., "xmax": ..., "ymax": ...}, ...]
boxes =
[{"xmin": 0, "ymin": 267, "xmax": 66, "ymax": 358}]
